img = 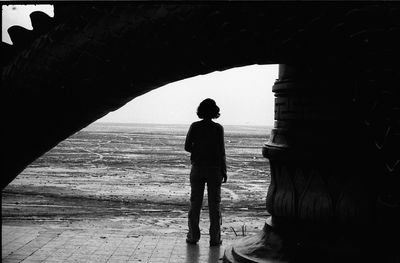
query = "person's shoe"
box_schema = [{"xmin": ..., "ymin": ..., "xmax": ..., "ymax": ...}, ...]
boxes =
[
  {"xmin": 209, "ymin": 239, "xmax": 222, "ymax": 246},
  {"xmin": 186, "ymin": 238, "xmax": 198, "ymax": 244}
]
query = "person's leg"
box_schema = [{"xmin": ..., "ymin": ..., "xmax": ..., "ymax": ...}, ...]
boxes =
[
  {"xmin": 187, "ymin": 166, "xmax": 205, "ymax": 243},
  {"xmin": 207, "ymin": 167, "xmax": 222, "ymax": 245}
]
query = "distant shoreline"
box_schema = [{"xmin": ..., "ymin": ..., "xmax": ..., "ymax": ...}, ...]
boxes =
[{"xmin": 92, "ymin": 121, "xmax": 273, "ymax": 129}]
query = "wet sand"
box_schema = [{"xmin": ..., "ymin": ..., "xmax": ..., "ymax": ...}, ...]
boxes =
[{"xmin": 2, "ymin": 123, "xmax": 271, "ymax": 238}]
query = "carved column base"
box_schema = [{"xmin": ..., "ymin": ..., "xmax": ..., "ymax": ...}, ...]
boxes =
[
  {"xmin": 224, "ymin": 219, "xmax": 285, "ymax": 263},
  {"xmin": 224, "ymin": 218, "xmax": 384, "ymax": 263}
]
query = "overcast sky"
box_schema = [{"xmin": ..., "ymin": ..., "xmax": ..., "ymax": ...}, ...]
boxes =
[
  {"xmin": 99, "ymin": 65, "xmax": 277, "ymax": 126},
  {"xmin": 3, "ymin": 5, "xmax": 278, "ymax": 126}
]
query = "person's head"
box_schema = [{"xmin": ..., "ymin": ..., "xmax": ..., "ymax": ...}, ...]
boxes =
[{"xmin": 197, "ymin": 98, "xmax": 220, "ymax": 120}]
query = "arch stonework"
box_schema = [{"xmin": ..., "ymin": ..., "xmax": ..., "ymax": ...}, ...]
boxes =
[{"xmin": 3, "ymin": 3, "xmax": 399, "ymax": 262}]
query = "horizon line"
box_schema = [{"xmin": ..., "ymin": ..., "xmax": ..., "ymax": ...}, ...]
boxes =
[{"xmin": 93, "ymin": 121, "xmax": 273, "ymax": 128}]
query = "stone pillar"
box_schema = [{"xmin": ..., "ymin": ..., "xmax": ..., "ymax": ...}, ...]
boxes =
[{"xmin": 224, "ymin": 64, "xmax": 396, "ymax": 262}]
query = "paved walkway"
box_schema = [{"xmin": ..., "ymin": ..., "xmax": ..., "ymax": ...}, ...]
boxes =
[{"xmin": 2, "ymin": 225, "xmax": 238, "ymax": 263}]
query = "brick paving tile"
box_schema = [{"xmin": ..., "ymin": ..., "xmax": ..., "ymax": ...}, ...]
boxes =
[{"xmin": 2, "ymin": 225, "xmax": 241, "ymax": 263}]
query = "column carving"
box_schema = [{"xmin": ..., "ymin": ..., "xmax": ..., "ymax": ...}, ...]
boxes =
[{"xmin": 224, "ymin": 64, "xmax": 388, "ymax": 263}]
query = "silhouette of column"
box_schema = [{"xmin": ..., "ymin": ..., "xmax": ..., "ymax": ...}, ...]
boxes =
[{"xmin": 224, "ymin": 64, "xmax": 398, "ymax": 262}]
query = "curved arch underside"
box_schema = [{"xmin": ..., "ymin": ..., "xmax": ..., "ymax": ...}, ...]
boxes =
[{"xmin": 3, "ymin": 3, "xmax": 399, "ymax": 188}]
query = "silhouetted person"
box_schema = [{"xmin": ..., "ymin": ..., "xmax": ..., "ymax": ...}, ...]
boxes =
[{"xmin": 185, "ymin": 98, "xmax": 227, "ymax": 246}]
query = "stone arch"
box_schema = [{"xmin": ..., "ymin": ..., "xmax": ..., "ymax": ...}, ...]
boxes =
[
  {"xmin": 3, "ymin": 3, "xmax": 288, "ymax": 185},
  {"xmin": 4, "ymin": 3, "xmax": 398, "ymax": 187}
]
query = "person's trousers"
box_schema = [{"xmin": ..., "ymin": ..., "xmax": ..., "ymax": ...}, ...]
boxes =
[{"xmin": 187, "ymin": 165, "xmax": 222, "ymax": 243}]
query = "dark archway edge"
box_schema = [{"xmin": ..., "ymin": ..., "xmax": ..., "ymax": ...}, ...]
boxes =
[{"xmin": 2, "ymin": 3, "xmax": 399, "ymax": 191}]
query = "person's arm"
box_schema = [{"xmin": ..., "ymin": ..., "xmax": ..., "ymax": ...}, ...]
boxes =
[
  {"xmin": 220, "ymin": 126, "xmax": 227, "ymax": 183},
  {"xmin": 185, "ymin": 124, "xmax": 194, "ymax": 152}
]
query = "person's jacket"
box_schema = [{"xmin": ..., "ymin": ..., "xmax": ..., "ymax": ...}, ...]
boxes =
[{"xmin": 185, "ymin": 119, "xmax": 227, "ymax": 175}]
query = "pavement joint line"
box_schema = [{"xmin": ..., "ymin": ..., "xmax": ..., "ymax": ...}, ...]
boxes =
[{"xmin": 3, "ymin": 225, "xmax": 240, "ymax": 262}]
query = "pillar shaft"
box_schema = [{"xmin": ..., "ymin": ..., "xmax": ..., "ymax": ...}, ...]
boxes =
[
  {"xmin": 264, "ymin": 64, "xmax": 376, "ymax": 231},
  {"xmin": 224, "ymin": 64, "xmax": 396, "ymax": 263}
]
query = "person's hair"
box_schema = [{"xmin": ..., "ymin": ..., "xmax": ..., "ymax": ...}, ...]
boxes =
[{"xmin": 197, "ymin": 98, "xmax": 220, "ymax": 119}]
